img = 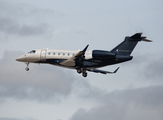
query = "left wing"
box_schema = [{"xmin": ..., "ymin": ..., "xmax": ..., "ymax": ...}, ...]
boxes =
[
  {"xmin": 87, "ymin": 67, "xmax": 120, "ymax": 74},
  {"xmin": 60, "ymin": 45, "xmax": 89, "ymax": 66}
]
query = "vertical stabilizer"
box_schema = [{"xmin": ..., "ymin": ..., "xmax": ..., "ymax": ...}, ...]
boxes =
[{"xmin": 111, "ymin": 33, "xmax": 146, "ymax": 55}]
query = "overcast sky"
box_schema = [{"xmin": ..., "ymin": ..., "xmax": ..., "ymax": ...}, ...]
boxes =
[{"xmin": 0, "ymin": 0, "xmax": 163, "ymax": 120}]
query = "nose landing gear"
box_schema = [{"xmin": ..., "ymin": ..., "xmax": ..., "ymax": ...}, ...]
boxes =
[
  {"xmin": 25, "ymin": 62, "xmax": 29, "ymax": 71},
  {"xmin": 25, "ymin": 67, "xmax": 29, "ymax": 71}
]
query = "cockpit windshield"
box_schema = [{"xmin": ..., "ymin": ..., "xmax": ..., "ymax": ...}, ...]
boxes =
[{"xmin": 28, "ymin": 50, "xmax": 36, "ymax": 54}]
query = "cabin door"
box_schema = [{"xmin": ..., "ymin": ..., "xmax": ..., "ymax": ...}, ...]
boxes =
[{"xmin": 40, "ymin": 50, "xmax": 47, "ymax": 61}]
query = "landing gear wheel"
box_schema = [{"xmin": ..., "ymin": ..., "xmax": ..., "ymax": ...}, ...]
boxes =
[
  {"xmin": 82, "ymin": 72, "xmax": 87, "ymax": 77},
  {"xmin": 77, "ymin": 69, "xmax": 82, "ymax": 74},
  {"xmin": 25, "ymin": 67, "xmax": 29, "ymax": 71}
]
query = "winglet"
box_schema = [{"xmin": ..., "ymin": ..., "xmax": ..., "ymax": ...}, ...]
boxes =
[
  {"xmin": 82, "ymin": 44, "xmax": 89, "ymax": 52},
  {"xmin": 113, "ymin": 67, "xmax": 120, "ymax": 73}
]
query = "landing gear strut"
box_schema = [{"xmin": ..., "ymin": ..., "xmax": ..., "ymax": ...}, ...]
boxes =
[{"xmin": 25, "ymin": 62, "xmax": 29, "ymax": 71}]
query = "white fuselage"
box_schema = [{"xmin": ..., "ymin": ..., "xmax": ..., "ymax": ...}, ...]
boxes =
[
  {"xmin": 45, "ymin": 49, "xmax": 92, "ymax": 61},
  {"xmin": 16, "ymin": 49, "xmax": 93, "ymax": 68}
]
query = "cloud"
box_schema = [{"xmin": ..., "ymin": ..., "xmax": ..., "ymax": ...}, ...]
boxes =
[
  {"xmin": 0, "ymin": 117, "xmax": 37, "ymax": 120},
  {"xmin": 70, "ymin": 85, "xmax": 163, "ymax": 120},
  {"xmin": 0, "ymin": 17, "xmax": 49, "ymax": 37},
  {"xmin": 0, "ymin": 51, "xmax": 104, "ymax": 103},
  {"xmin": 0, "ymin": 51, "xmax": 76, "ymax": 102},
  {"xmin": 0, "ymin": 1, "xmax": 54, "ymax": 39},
  {"xmin": 130, "ymin": 53, "xmax": 163, "ymax": 82},
  {"xmin": 72, "ymin": 77, "xmax": 106, "ymax": 101},
  {"xmin": 0, "ymin": 117, "xmax": 21, "ymax": 120},
  {"xmin": 143, "ymin": 55, "xmax": 163, "ymax": 81}
]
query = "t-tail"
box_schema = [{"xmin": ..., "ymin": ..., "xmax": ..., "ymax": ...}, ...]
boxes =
[{"xmin": 111, "ymin": 33, "xmax": 152, "ymax": 55}]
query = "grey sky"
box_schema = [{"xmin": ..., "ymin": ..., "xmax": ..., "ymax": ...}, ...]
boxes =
[
  {"xmin": 0, "ymin": 0, "xmax": 162, "ymax": 120},
  {"xmin": 71, "ymin": 85, "xmax": 163, "ymax": 120}
]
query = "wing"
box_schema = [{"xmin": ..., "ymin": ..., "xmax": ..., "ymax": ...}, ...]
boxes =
[
  {"xmin": 60, "ymin": 45, "xmax": 89, "ymax": 67},
  {"xmin": 87, "ymin": 67, "xmax": 120, "ymax": 74}
]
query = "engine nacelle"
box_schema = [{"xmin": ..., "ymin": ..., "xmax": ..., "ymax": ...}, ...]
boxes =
[{"xmin": 92, "ymin": 50, "xmax": 116, "ymax": 59}]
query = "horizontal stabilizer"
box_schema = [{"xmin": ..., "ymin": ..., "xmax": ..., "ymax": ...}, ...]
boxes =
[
  {"xmin": 130, "ymin": 33, "xmax": 153, "ymax": 42},
  {"xmin": 141, "ymin": 39, "xmax": 152, "ymax": 42}
]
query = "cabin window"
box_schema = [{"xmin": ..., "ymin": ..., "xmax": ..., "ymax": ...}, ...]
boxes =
[
  {"xmin": 48, "ymin": 52, "xmax": 50, "ymax": 55},
  {"xmin": 67, "ymin": 53, "xmax": 70, "ymax": 56},
  {"xmin": 63, "ymin": 53, "xmax": 65, "ymax": 56},
  {"xmin": 53, "ymin": 53, "xmax": 55, "ymax": 55},
  {"xmin": 58, "ymin": 53, "xmax": 60, "ymax": 55}
]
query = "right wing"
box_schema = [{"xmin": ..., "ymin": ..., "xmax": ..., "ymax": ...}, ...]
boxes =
[
  {"xmin": 60, "ymin": 45, "xmax": 89, "ymax": 66},
  {"xmin": 87, "ymin": 67, "xmax": 120, "ymax": 74}
]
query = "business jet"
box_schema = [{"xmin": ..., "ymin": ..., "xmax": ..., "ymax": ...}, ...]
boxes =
[{"xmin": 16, "ymin": 33, "xmax": 152, "ymax": 77}]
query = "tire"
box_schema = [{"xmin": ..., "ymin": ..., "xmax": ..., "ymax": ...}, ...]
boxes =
[
  {"xmin": 82, "ymin": 72, "xmax": 87, "ymax": 77},
  {"xmin": 77, "ymin": 69, "xmax": 82, "ymax": 74},
  {"xmin": 25, "ymin": 67, "xmax": 29, "ymax": 71}
]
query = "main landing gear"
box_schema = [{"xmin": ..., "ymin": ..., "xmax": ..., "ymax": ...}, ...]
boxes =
[
  {"xmin": 77, "ymin": 69, "xmax": 82, "ymax": 74},
  {"xmin": 82, "ymin": 72, "xmax": 87, "ymax": 77},
  {"xmin": 76, "ymin": 68, "xmax": 87, "ymax": 77},
  {"xmin": 25, "ymin": 62, "xmax": 29, "ymax": 71}
]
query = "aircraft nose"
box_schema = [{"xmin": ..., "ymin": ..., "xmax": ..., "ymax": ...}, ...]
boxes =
[{"xmin": 16, "ymin": 55, "xmax": 26, "ymax": 62}]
